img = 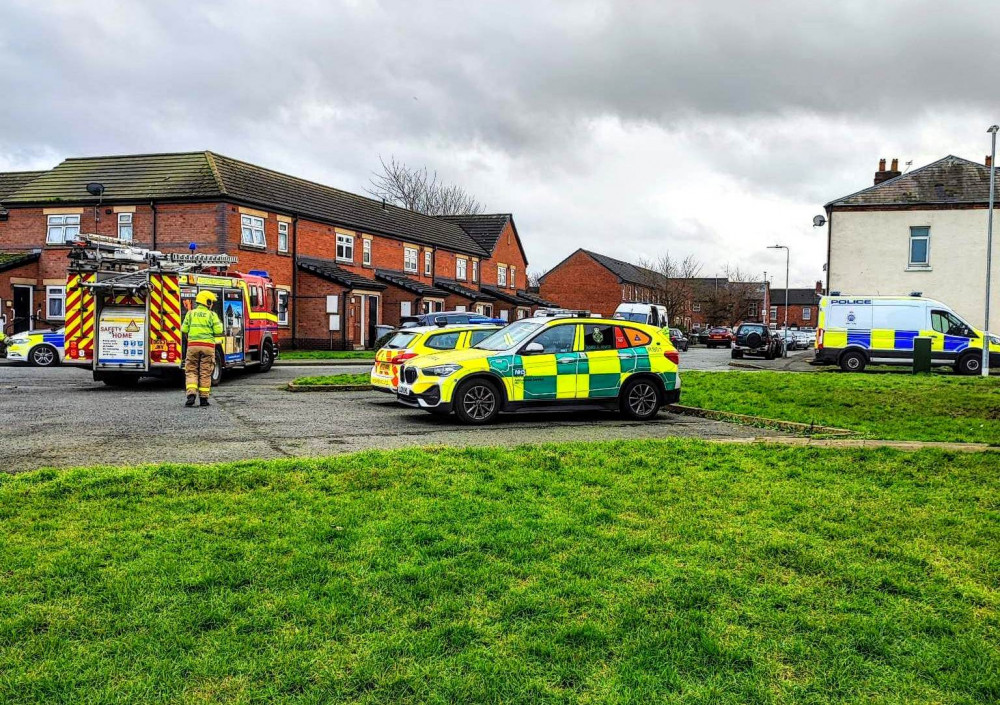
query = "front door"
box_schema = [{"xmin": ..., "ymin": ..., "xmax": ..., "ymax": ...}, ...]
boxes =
[
  {"xmin": 12, "ymin": 285, "xmax": 32, "ymax": 333},
  {"xmin": 516, "ymin": 322, "xmax": 579, "ymax": 401},
  {"xmin": 367, "ymin": 295, "xmax": 378, "ymax": 348}
]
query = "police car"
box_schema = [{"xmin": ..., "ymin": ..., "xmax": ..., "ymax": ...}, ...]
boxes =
[
  {"xmin": 395, "ymin": 313, "xmax": 681, "ymax": 424},
  {"xmin": 3, "ymin": 328, "xmax": 65, "ymax": 367}
]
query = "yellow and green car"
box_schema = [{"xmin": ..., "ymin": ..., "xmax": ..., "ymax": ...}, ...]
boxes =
[{"xmin": 396, "ymin": 314, "xmax": 681, "ymax": 424}]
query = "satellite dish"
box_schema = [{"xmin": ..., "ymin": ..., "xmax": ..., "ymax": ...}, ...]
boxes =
[
  {"xmin": 812, "ymin": 214, "xmax": 827, "ymax": 227},
  {"xmin": 86, "ymin": 182, "xmax": 105, "ymax": 197}
]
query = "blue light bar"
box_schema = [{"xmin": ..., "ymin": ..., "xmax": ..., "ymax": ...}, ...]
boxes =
[{"xmin": 248, "ymin": 269, "xmax": 270, "ymax": 278}]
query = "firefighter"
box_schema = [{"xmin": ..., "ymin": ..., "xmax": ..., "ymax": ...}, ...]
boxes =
[{"xmin": 181, "ymin": 291, "xmax": 224, "ymax": 406}]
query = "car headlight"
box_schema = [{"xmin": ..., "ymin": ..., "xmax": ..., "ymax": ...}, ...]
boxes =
[
  {"xmin": 990, "ymin": 335, "xmax": 1000, "ymax": 345},
  {"xmin": 422, "ymin": 364, "xmax": 462, "ymax": 377}
]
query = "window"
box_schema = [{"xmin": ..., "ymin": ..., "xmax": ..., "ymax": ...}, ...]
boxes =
[
  {"xmin": 278, "ymin": 222, "xmax": 289, "ymax": 253},
  {"xmin": 240, "ymin": 215, "xmax": 266, "ymax": 247},
  {"xmin": 510, "ymin": 266, "xmax": 516, "ymax": 289},
  {"xmin": 692, "ymin": 302, "xmax": 701, "ymax": 312},
  {"xmin": 117, "ymin": 212, "xmax": 133, "ymax": 242},
  {"xmin": 426, "ymin": 332, "xmax": 461, "ymax": 350},
  {"xmin": 583, "ymin": 323, "xmax": 616, "ymax": 351},
  {"xmin": 400, "ymin": 301, "xmax": 412, "ymax": 317},
  {"xmin": 802, "ymin": 306, "xmax": 811, "ymax": 321},
  {"xmin": 469, "ymin": 329, "xmax": 496, "ymax": 345},
  {"xmin": 497, "ymin": 265, "xmax": 507, "ymax": 287},
  {"xmin": 472, "ymin": 261, "xmax": 478, "ymax": 283},
  {"xmin": 424, "ymin": 251, "xmax": 432, "ymax": 276},
  {"xmin": 46, "ymin": 214, "xmax": 80, "ymax": 244},
  {"xmin": 909, "ymin": 226, "xmax": 930, "ymax": 267},
  {"xmin": 931, "ymin": 310, "xmax": 973, "ymax": 337},
  {"xmin": 748, "ymin": 303, "xmax": 757, "ymax": 317},
  {"xmin": 362, "ymin": 238, "xmax": 371, "ymax": 266},
  {"xmin": 276, "ymin": 290, "xmax": 289, "ymax": 326},
  {"xmin": 516, "ymin": 307, "xmax": 529, "ymax": 319},
  {"xmin": 770, "ymin": 306, "xmax": 778, "ymax": 321},
  {"xmin": 404, "ymin": 247, "xmax": 418, "ymax": 273},
  {"xmin": 46, "ymin": 286, "xmax": 66, "ymax": 319},
  {"xmin": 622, "ymin": 327, "xmax": 652, "ymax": 347},
  {"xmin": 337, "ymin": 234, "xmax": 354, "ymax": 263},
  {"xmin": 456, "ymin": 258, "xmax": 467, "ymax": 280},
  {"xmin": 528, "ymin": 324, "xmax": 576, "ymax": 354}
]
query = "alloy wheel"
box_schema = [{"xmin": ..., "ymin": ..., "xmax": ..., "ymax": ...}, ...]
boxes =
[
  {"xmin": 31, "ymin": 347, "xmax": 55, "ymax": 366},
  {"xmin": 628, "ymin": 383, "xmax": 657, "ymax": 416},
  {"xmin": 462, "ymin": 385, "xmax": 496, "ymax": 421}
]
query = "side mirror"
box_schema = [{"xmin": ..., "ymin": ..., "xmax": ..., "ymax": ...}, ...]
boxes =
[{"xmin": 522, "ymin": 342, "xmax": 544, "ymax": 354}]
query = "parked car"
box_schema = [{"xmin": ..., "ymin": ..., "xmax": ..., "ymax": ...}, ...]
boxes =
[
  {"xmin": 400, "ymin": 311, "xmax": 505, "ymax": 328},
  {"xmin": 668, "ymin": 328, "xmax": 689, "ymax": 352},
  {"xmin": 732, "ymin": 323, "xmax": 783, "ymax": 360},
  {"xmin": 706, "ymin": 327, "xmax": 734, "ymax": 349},
  {"xmin": 612, "ymin": 303, "xmax": 669, "ymax": 328},
  {"xmin": 2, "ymin": 328, "xmax": 65, "ymax": 367},
  {"xmin": 371, "ymin": 324, "xmax": 502, "ymax": 393},
  {"xmin": 696, "ymin": 328, "xmax": 711, "ymax": 345}
]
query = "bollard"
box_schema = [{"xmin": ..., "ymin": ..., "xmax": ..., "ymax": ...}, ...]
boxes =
[{"xmin": 913, "ymin": 336, "xmax": 932, "ymax": 373}]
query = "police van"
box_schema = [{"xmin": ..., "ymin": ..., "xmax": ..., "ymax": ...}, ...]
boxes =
[{"xmin": 814, "ymin": 294, "xmax": 1000, "ymax": 374}]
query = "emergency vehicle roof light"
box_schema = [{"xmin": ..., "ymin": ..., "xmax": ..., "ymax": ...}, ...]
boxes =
[
  {"xmin": 829, "ymin": 291, "xmax": 841, "ymax": 296},
  {"xmin": 910, "ymin": 291, "xmax": 923, "ymax": 297},
  {"xmin": 248, "ymin": 270, "xmax": 269, "ymax": 277}
]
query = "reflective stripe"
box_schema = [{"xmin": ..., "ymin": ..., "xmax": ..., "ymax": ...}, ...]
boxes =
[{"xmin": 181, "ymin": 306, "xmax": 223, "ymax": 342}]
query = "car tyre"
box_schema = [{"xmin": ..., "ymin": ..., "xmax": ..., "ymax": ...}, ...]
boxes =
[
  {"xmin": 453, "ymin": 378, "xmax": 502, "ymax": 425},
  {"xmin": 211, "ymin": 349, "xmax": 224, "ymax": 386},
  {"xmin": 839, "ymin": 350, "xmax": 867, "ymax": 373},
  {"xmin": 29, "ymin": 344, "xmax": 59, "ymax": 367},
  {"xmin": 956, "ymin": 352, "xmax": 982, "ymax": 376},
  {"xmin": 620, "ymin": 377, "xmax": 661, "ymax": 421},
  {"xmin": 257, "ymin": 340, "xmax": 274, "ymax": 373}
]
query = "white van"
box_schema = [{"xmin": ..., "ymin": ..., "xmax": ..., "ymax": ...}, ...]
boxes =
[
  {"xmin": 613, "ymin": 303, "xmax": 669, "ymax": 328},
  {"xmin": 814, "ymin": 294, "xmax": 999, "ymax": 373}
]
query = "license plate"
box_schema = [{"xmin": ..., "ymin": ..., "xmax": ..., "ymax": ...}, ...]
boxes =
[
  {"xmin": 377, "ymin": 362, "xmax": 392, "ymax": 374},
  {"xmin": 398, "ymin": 383, "xmax": 411, "ymax": 396}
]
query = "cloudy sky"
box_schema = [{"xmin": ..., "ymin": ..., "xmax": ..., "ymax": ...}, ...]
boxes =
[{"xmin": 2, "ymin": 0, "xmax": 999, "ymax": 286}]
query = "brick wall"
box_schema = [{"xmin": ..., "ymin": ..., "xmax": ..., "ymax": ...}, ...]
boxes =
[
  {"xmin": 294, "ymin": 270, "xmax": 350, "ymax": 349},
  {"xmin": 538, "ymin": 250, "xmax": 622, "ymax": 317},
  {"xmin": 769, "ymin": 303, "xmax": 818, "ymax": 327},
  {"xmin": 481, "ymin": 221, "xmax": 527, "ymax": 291}
]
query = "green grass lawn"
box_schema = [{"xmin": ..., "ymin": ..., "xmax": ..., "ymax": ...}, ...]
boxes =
[
  {"xmin": 683, "ymin": 371, "xmax": 1000, "ymax": 444},
  {"xmin": 292, "ymin": 373, "xmax": 371, "ymax": 386},
  {"xmin": 280, "ymin": 350, "xmax": 376, "ymax": 360},
  {"xmin": 2, "ymin": 441, "xmax": 997, "ymax": 703}
]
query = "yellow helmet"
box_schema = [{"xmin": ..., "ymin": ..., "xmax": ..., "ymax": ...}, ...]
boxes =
[{"xmin": 195, "ymin": 290, "xmax": 217, "ymax": 307}]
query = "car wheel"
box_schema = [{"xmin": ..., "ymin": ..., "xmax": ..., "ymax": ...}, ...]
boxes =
[
  {"xmin": 454, "ymin": 378, "xmax": 501, "ymax": 425},
  {"xmin": 257, "ymin": 340, "xmax": 274, "ymax": 373},
  {"xmin": 211, "ymin": 349, "xmax": 224, "ymax": 386},
  {"xmin": 956, "ymin": 352, "xmax": 982, "ymax": 376},
  {"xmin": 620, "ymin": 377, "xmax": 661, "ymax": 421},
  {"xmin": 839, "ymin": 350, "xmax": 867, "ymax": 373},
  {"xmin": 29, "ymin": 344, "xmax": 58, "ymax": 367}
]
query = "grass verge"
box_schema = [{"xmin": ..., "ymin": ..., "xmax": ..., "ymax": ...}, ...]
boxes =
[
  {"xmin": 1, "ymin": 440, "xmax": 997, "ymax": 703},
  {"xmin": 291, "ymin": 373, "xmax": 370, "ymax": 387},
  {"xmin": 683, "ymin": 371, "xmax": 1000, "ymax": 444},
  {"xmin": 280, "ymin": 350, "xmax": 376, "ymax": 360}
]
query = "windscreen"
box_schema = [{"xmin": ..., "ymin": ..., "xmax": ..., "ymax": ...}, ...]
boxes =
[
  {"xmin": 474, "ymin": 320, "xmax": 544, "ymax": 351},
  {"xmin": 384, "ymin": 332, "xmax": 418, "ymax": 350},
  {"xmin": 617, "ymin": 313, "xmax": 647, "ymax": 323}
]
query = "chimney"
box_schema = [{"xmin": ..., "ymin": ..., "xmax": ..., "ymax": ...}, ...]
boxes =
[
  {"xmin": 874, "ymin": 156, "xmax": 902, "ymax": 185},
  {"xmin": 815, "ymin": 280, "xmax": 823, "ymax": 295},
  {"xmin": 987, "ymin": 155, "xmax": 993, "ymax": 168}
]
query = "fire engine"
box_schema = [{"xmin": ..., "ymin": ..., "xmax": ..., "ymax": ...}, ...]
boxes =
[{"xmin": 64, "ymin": 234, "xmax": 279, "ymax": 386}]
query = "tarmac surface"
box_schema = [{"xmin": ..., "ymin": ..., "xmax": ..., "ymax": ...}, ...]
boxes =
[{"xmin": 0, "ymin": 346, "xmax": 798, "ymax": 473}]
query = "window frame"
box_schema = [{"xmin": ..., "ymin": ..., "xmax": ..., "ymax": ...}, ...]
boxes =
[
  {"xmin": 497, "ymin": 265, "xmax": 507, "ymax": 287},
  {"xmin": 336, "ymin": 234, "xmax": 354, "ymax": 263},
  {"xmin": 276, "ymin": 289, "xmax": 289, "ymax": 326},
  {"xmin": 510, "ymin": 265, "xmax": 516, "ymax": 289},
  {"xmin": 240, "ymin": 214, "xmax": 266, "ymax": 248},
  {"xmin": 424, "ymin": 250, "xmax": 432, "ymax": 276},
  {"xmin": 802, "ymin": 306, "xmax": 811, "ymax": 321},
  {"xmin": 46, "ymin": 285, "xmax": 66, "ymax": 320},
  {"xmin": 472, "ymin": 261, "xmax": 479, "ymax": 283},
  {"xmin": 692, "ymin": 302, "xmax": 701, "ymax": 312},
  {"xmin": 117, "ymin": 212, "xmax": 133, "ymax": 242},
  {"xmin": 277, "ymin": 222, "xmax": 289, "ymax": 253},
  {"xmin": 770, "ymin": 306, "xmax": 778, "ymax": 321},
  {"xmin": 908, "ymin": 226, "xmax": 931, "ymax": 268},
  {"xmin": 456, "ymin": 258, "xmax": 467, "ymax": 281},
  {"xmin": 404, "ymin": 247, "xmax": 418, "ymax": 273},
  {"xmin": 46, "ymin": 214, "xmax": 81, "ymax": 245},
  {"xmin": 362, "ymin": 238, "xmax": 372, "ymax": 266}
]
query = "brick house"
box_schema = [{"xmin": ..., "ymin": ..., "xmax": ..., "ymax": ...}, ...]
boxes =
[
  {"xmin": 0, "ymin": 151, "xmax": 537, "ymax": 347},
  {"xmin": 768, "ymin": 284, "xmax": 823, "ymax": 327}
]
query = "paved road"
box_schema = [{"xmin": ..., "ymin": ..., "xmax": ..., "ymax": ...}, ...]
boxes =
[{"xmin": 0, "ymin": 359, "xmax": 774, "ymax": 473}]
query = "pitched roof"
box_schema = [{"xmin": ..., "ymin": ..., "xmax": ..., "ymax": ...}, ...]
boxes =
[
  {"xmin": 437, "ymin": 213, "xmax": 529, "ymax": 264},
  {"xmin": 827, "ymin": 155, "xmax": 1000, "ymax": 207},
  {"xmin": 770, "ymin": 288, "xmax": 821, "ymax": 306},
  {"xmin": 0, "ymin": 171, "xmax": 46, "ymax": 202},
  {"xmin": 374, "ymin": 269, "xmax": 449, "ymax": 298},
  {"xmin": 3, "ymin": 151, "xmax": 491, "ymax": 257},
  {"xmin": 515, "ymin": 289, "xmax": 559, "ymax": 307},
  {"xmin": 578, "ymin": 249, "xmax": 664, "ymax": 286},
  {"xmin": 296, "ymin": 256, "xmax": 387, "ymax": 290},
  {"xmin": 479, "ymin": 285, "xmax": 537, "ymax": 306},
  {"xmin": 0, "ymin": 251, "xmax": 40, "ymax": 274},
  {"xmin": 433, "ymin": 277, "xmax": 496, "ymax": 301}
]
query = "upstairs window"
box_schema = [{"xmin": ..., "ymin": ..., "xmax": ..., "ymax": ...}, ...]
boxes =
[
  {"xmin": 404, "ymin": 247, "xmax": 418, "ymax": 273},
  {"xmin": 362, "ymin": 238, "xmax": 371, "ymax": 266},
  {"xmin": 424, "ymin": 250, "xmax": 432, "ymax": 276},
  {"xmin": 497, "ymin": 265, "xmax": 507, "ymax": 287},
  {"xmin": 278, "ymin": 222, "xmax": 289, "ymax": 253},
  {"xmin": 46, "ymin": 214, "xmax": 80, "ymax": 244},
  {"xmin": 510, "ymin": 265, "xmax": 516, "ymax": 289},
  {"xmin": 336, "ymin": 234, "xmax": 354, "ymax": 263},
  {"xmin": 117, "ymin": 212, "xmax": 133, "ymax": 242},
  {"xmin": 241, "ymin": 215, "xmax": 266, "ymax": 247},
  {"xmin": 909, "ymin": 226, "xmax": 930, "ymax": 267},
  {"xmin": 472, "ymin": 260, "xmax": 479, "ymax": 283},
  {"xmin": 456, "ymin": 258, "xmax": 467, "ymax": 280}
]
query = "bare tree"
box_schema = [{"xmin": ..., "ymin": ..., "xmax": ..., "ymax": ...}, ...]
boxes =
[
  {"xmin": 366, "ymin": 155, "xmax": 485, "ymax": 216},
  {"xmin": 526, "ymin": 268, "xmax": 546, "ymax": 288},
  {"xmin": 636, "ymin": 253, "xmax": 703, "ymax": 324},
  {"xmin": 701, "ymin": 265, "xmax": 766, "ymax": 327}
]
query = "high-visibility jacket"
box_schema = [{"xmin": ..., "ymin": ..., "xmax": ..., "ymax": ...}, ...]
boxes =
[{"xmin": 181, "ymin": 305, "xmax": 223, "ymax": 347}]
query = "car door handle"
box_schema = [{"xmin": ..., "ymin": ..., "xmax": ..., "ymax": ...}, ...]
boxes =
[{"xmin": 557, "ymin": 357, "xmax": 576, "ymax": 364}]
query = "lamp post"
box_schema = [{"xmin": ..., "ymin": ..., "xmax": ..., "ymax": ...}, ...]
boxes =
[
  {"xmin": 983, "ymin": 125, "xmax": 998, "ymax": 377},
  {"xmin": 768, "ymin": 245, "xmax": 789, "ymax": 357}
]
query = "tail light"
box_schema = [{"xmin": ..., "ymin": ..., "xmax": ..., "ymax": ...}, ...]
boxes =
[
  {"xmin": 664, "ymin": 350, "xmax": 680, "ymax": 365},
  {"xmin": 817, "ymin": 329, "xmax": 824, "ymax": 349},
  {"xmin": 68, "ymin": 340, "xmax": 79, "ymax": 358},
  {"xmin": 393, "ymin": 350, "xmax": 418, "ymax": 364},
  {"xmin": 167, "ymin": 342, "xmax": 178, "ymax": 362}
]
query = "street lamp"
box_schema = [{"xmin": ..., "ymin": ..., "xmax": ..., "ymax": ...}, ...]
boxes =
[
  {"xmin": 767, "ymin": 245, "xmax": 790, "ymax": 357},
  {"xmin": 984, "ymin": 125, "xmax": 998, "ymax": 377}
]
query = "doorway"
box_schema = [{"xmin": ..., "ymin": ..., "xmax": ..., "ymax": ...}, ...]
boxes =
[{"xmin": 12, "ymin": 285, "xmax": 32, "ymax": 333}]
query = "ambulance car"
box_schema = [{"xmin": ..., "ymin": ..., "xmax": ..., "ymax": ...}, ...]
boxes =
[
  {"xmin": 814, "ymin": 294, "xmax": 1000, "ymax": 374},
  {"xmin": 395, "ymin": 313, "xmax": 681, "ymax": 424},
  {"xmin": 371, "ymin": 324, "xmax": 501, "ymax": 393}
]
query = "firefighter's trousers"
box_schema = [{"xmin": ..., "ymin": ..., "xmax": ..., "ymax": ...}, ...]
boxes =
[{"xmin": 184, "ymin": 345, "xmax": 215, "ymax": 398}]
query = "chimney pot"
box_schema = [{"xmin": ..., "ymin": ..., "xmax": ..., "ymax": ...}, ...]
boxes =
[
  {"xmin": 890, "ymin": 158, "xmax": 899, "ymax": 171},
  {"xmin": 987, "ymin": 155, "xmax": 993, "ymax": 168},
  {"xmin": 879, "ymin": 158, "xmax": 886, "ymax": 171},
  {"xmin": 815, "ymin": 280, "xmax": 823, "ymax": 295}
]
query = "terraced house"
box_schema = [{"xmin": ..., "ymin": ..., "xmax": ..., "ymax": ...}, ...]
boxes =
[{"xmin": 0, "ymin": 152, "xmax": 544, "ymax": 347}]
